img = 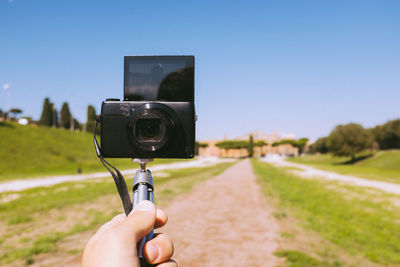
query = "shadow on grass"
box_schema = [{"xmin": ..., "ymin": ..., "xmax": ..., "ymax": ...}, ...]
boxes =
[
  {"xmin": 0, "ymin": 122, "xmax": 14, "ymax": 128},
  {"xmin": 334, "ymin": 153, "xmax": 374, "ymax": 165}
]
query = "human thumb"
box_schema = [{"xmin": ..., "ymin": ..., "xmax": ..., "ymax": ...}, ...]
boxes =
[{"xmin": 124, "ymin": 200, "xmax": 156, "ymax": 242}]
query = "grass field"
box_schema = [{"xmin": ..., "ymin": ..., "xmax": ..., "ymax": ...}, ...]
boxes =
[
  {"xmin": 0, "ymin": 122, "xmax": 189, "ymax": 181},
  {"xmin": 0, "ymin": 160, "xmax": 236, "ymax": 266},
  {"xmin": 252, "ymin": 159, "xmax": 400, "ymax": 266},
  {"xmin": 289, "ymin": 150, "xmax": 400, "ymax": 183}
]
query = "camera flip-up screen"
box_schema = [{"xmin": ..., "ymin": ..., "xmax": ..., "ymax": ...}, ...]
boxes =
[{"xmin": 124, "ymin": 56, "xmax": 194, "ymax": 102}]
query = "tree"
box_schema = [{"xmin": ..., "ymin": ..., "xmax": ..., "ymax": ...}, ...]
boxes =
[
  {"xmin": 39, "ymin": 98, "xmax": 53, "ymax": 126},
  {"xmin": 195, "ymin": 142, "xmax": 209, "ymax": 155},
  {"xmin": 297, "ymin": 138, "xmax": 309, "ymax": 155},
  {"xmin": 215, "ymin": 140, "xmax": 248, "ymax": 149},
  {"xmin": 60, "ymin": 102, "xmax": 71, "ymax": 129},
  {"xmin": 247, "ymin": 135, "xmax": 254, "ymax": 157},
  {"xmin": 51, "ymin": 103, "xmax": 59, "ymax": 128},
  {"xmin": 272, "ymin": 139, "xmax": 297, "ymax": 147},
  {"xmin": 272, "ymin": 138, "xmax": 308, "ymax": 154},
  {"xmin": 309, "ymin": 137, "xmax": 329, "ymax": 154},
  {"xmin": 9, "ymin": 108, "xmax": 22, "ymax": 120},
  {"xmin": 73, "ymin": 118, "xmax": 82, "ymax": 131},
  {"xmin": 255, "ymin": 141, "xmax": 267, "ymax": 147},
  {"xmin": 372, "ymin": 119, "xmax": 400, "ymax": 149},
  {"xmin": 86, "ymin": 105, "xmax": 97, "ymax": 133},
  {"xmin": 328, "ymin": 123, "xmax": 374, "ymax": 160}
]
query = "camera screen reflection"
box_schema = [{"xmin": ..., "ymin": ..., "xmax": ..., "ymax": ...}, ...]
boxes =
[{"xmin": 126, "ymin": 58, "xmax": 194, "ymax": 102}]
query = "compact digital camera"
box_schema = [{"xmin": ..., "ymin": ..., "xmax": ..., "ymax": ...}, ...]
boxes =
[{"xmin": 100, "ymin": 56, "xmax": 195, "ymax": 159}]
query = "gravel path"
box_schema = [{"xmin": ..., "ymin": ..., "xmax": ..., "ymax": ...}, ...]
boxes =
[
  {"xmin": 263, "ymin": 157, "xmax": 400, "ymax": 195},
  {"xmin": 161, "ymin": 159, "xmax": 282, "ymax": 266}
]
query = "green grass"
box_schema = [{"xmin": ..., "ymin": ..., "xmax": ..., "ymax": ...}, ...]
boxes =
[
  {"xmin": 252, "ymin": 159, "xmax": 400, "ymax": 264},
  {"xmin": 289, "ymin": 150, "xmax": 400, "ymax": 183},
  {"xmin": 1, "ymin": 209, "xmax": 113, "ymax": 264},
  {"xmin": 274, "ymin": 250, "xmax": 340, "ymax": 267},
  {"xmin": 0, "ymin": 180, "xmax": 117, "ymax": 224},
  {"xmin": 0, "ymin": 161, "xmax": 236, "ymax": 264},
  {"xmin": 0, "ymin": 122, "xmax": 189, "ymax": 181},
  {"xmin": 0, "ymin": 162, "xmax": 235, "ymax": 224},
  {"xmin": 7, "ymin": 215, "xmax": 33, "ymax": 225}
]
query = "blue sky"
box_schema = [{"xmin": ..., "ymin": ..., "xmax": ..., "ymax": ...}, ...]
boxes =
[{"xmin": 1, "ymin": 0, "xmax": 399, "ymax": 140}]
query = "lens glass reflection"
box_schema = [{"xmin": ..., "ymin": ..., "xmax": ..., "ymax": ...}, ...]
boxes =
[{"xmin": 135, "ymin": 119, "xmax": 164, "ymax": 142}]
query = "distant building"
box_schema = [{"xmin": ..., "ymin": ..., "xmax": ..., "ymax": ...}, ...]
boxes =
[{"xmin": 198, "ymin": 131, "xmax": 299, "ymax": 158}]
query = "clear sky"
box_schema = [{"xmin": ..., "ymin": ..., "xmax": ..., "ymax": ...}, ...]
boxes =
[{"xmin": 1, "ymin": 0, "xmax": 399, "ymax": 140}]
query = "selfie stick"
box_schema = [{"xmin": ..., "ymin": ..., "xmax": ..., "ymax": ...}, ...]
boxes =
[
  {"xmin": 132, "ymin": 158, "xmax": 155, "ymax": 266},
  {"xmin": 93, "ymin": 118, "xmax": 156, "ymax": 266}
]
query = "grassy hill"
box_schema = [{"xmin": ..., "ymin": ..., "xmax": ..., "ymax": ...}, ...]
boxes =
[
  {"xmin": 0, "ymin": 122, "xmax": 182, "ymax": 181},
  {"xmin": 289, "ymin": 150, "xmax": 400, "ymax": 183}
]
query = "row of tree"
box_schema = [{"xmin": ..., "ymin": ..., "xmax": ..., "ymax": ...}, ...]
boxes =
[
  {"xmin": 309, "ymin": 119, "xmax": 400, "ymax": 159},
  {"xmin": 211, "ymin": 136, "xmax": 307, "ymax": 157},
  {"xmin": 214, "ymin": 137, "xmax": 262, "ymax": 157},
  {"xmin": 272, "ymin": 138, "xmax": 309, "ymax": 154},
  {"xmin": 0, "ymin": 108, "xmax": 23, "ymax": 121},
  {"xmin": 38, "ymin": 97, "xmax": 98, "ymax": 133}
]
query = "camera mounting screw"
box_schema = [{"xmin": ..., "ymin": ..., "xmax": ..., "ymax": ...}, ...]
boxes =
[{"xmin": 133, "ymin": 158, "xmax": 154, "ymax": 172}]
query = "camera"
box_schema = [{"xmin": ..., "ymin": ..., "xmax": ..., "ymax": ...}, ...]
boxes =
[{"xmin": 100, "ymin": 56, "xmax": 195, "ymax": 159}]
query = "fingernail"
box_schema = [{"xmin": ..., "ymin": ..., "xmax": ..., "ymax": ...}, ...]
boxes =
[
  {"xmin": 133, "ymin": 200, "xmax": 155, "ymax": 213},
  {"xmin": 146, "ymin": 243, "xmax": 159, "ymax": 262}
]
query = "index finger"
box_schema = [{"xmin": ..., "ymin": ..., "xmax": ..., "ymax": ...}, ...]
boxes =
[{"xmin": 155, "ymin": 208, "xmax": 168, "ymax": 229}]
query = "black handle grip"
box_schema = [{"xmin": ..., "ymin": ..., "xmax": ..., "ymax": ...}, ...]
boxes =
[{"xmin": 140, "ymin": 257, "xmax": 156, "ymax": 267}]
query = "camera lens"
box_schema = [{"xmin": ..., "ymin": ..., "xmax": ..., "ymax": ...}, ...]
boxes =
[
  {"xmin": 136, "ymin": 119, "xmax": 164, "ymax": 141},
  {"xmin": 128, "ymin": 103, "xmax": 178, "ymax": 153}
]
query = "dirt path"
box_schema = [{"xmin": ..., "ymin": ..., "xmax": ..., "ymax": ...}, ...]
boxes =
[
  {"xmin": 263, "ymin": 157, "xmax": 400, "ymax": 195},
  {"xmin": 161, "ymin": 159, "xmax": 282, "ymax": 266},
  {"xmin": 63, "ymin": 159, "xmax": 282, "ymax": 267}
]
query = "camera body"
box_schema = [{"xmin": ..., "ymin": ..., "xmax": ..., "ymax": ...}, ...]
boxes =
[{"xmin": 100, "ymin": 55, "xmax": 195, "ymax": 159}]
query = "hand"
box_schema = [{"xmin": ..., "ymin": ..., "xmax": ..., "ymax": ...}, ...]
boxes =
[{"xmin": 82, "ymin": 201, "xmax": 176, "ymax": 267}]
